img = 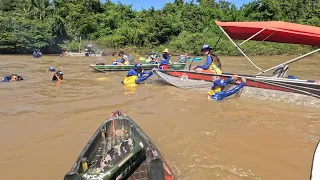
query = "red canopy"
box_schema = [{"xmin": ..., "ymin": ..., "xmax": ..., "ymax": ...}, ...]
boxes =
[{"xmin": 215, "ymin": 21, "xmax": 320, "ymax": 46}]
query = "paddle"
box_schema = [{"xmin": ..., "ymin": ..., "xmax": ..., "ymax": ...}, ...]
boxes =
[{"xmin": 188, "ymin": 32, "xmax": 223, "ymax": 71}]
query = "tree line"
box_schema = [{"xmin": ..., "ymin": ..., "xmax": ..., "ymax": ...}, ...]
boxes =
[{"xmin": 0, "ymin": 0, "xmax": 319, "ymax": 55}]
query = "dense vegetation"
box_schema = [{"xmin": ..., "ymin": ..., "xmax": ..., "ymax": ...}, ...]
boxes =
[{"xmin": 0, "ymin": 0, "xmax": 319, "ymax": 55}]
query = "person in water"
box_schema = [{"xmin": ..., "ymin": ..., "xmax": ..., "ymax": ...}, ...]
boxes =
[
  {"xmin": 48, "ymin": 67, "xmax": 56, "ymax": 72},
  {"xmin": 1, "ymin": 74, "xmax": 24, "ymax": 82},
  {"xmin": 113, "ymin": 51, "xmax": 129, "ymax": 66},
  {"xmin": 122, "ymin": 64, "xmax": 155, "ymax": 85},
  {"xmin": 208, "ymin": 75, "xmax": 246, "ymax": 101},
  {"xmin": 52, "ymin": 71, "xmax": 63, "ymax": 81},
  {"xmin": 193, "ymin": 45, "xmax": 222, "ymax": 74},
  {"xmin": 162, "ymin": 48, "xmax": 171, "ymax": 64},
  {"xmin": 32, "ymin": 50, "xmax": 42, "ymax": 58}
]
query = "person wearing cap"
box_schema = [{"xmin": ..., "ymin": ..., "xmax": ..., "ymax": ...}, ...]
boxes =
[
  {"xmin": 114, "ymin": 51, "xmax": 129, "ymax": 66},
  {"xmin": 48, "ymin": 67, "xmax": 56, "ymax": 72},
  {"xmin": 162, "ymin": 48, "xmax": 171, "ymax": 64},
  {"xmin": 194, "ymin": 45, "xmax": 222, "ymax": 74},
  {"xmin": 1, "ymin": 74, "xmax": 24, "ymax": 82},
  {"xmin": 122, "ymin": 64, "xmax": 155, "ymax": 85},
  {"xmin": 208, "ymin": 75, "xmax": 246, "ymax": 101},
  {"xmin": 52, "ymin": 71, "xmax": 63, "ymax": 82}
]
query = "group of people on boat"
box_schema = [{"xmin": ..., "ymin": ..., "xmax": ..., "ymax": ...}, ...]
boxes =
[{"xmin": 121, "ymin": 44, "xmax": 246, "ymax": 100}]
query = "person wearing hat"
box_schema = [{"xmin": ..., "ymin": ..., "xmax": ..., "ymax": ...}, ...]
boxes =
[
  {"xmin": 193, "ymin": 45, "xmax": 222, "ymax": 74},
  {"xmin": 1, "ymin": 74, "xmax": 24, "ymax": 82},
  {"xmin": 208, "ymin": 75, "xmax": 246, "ymax": 101},
  {"xmin": 52, "ymin": 71, "xmax": 63, "ymax": 82},
  {"xmin": 162, "ymin": 48, "xmax": 171, "ymax": 64},
  {"xmin": 122, "ymin": 64, "xmax": 155, "ymax": 85},
  {"xmin": 114, "ymin": 51, "xmax": 129, "ymax": 66}
]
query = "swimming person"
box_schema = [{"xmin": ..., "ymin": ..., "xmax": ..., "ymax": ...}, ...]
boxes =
[
  {"xmin": 162, "ymin": 48, "xmax": 171, "ymax": 64},
  {"xmin": 1, "ymin": 74, "xmax": 24, "ymax": 82},
  {"xmin": 208, "ymin": 75, "xmax": 246, "ymax": 101},
  {"xmin": 48, "ymin": 67, "xmax": 56, "ymax": 72},
  {"xmin": 52, "ymin": 71, "xmax": 63, "ymax": 81},
  {"xmin": 193, "ymin": 44, "xmax": 222, "ymax": 74},
  {"xmin": 113, "ymin": 51, "xmax": 129, "ymax": 66},
  {"xmin": 122, "ymin": 64, "xmax": 155, "ymax": 85}
]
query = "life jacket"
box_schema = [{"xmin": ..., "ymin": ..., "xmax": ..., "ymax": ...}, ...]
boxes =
[
  {"xmin": 208, "ymin": 87, "xmax": 222, "ymax": 96},
  {"xmin": 123, "ymin": 75, "xmax": 138, "ymax": 85},
  {"xmin": 209, "ymin": 54, "xmax": 222, "ymax": 74}
]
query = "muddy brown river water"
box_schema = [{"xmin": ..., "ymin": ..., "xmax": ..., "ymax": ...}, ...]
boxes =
[{"xmin": 0, "ymin": 55, "xmax": 319, "ymax": 180}]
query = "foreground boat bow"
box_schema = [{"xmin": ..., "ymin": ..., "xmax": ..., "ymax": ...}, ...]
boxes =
[{"xmin": 65, "ymin": 110, "xmax": 175, "ymax": 180}]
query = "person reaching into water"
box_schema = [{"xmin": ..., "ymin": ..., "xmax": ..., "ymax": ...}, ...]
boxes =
[
  {"xmin": 193, "ymin": 45, "xmax": 222, "ymax": 74},
  {"xmin": 122, "ymin": 64, "xmax": 155, "ymax": 85},
  {"xmin": 162, "ymin": 48, "xmax": 171, "ymax": 64},
  {"xmin": 113, "ymin": 51, "xmax": 129, "ymax": 66},
  {"xmin": 52, "ymin": 71, "xmax": 63, "ymax": 82},
  {"xmin": 1, "ymin": 74, "xmax": 23, "ymax": 82},
  {"xmin": 208, "ymin": 75, "xmax": 246, "ymax": 101}
]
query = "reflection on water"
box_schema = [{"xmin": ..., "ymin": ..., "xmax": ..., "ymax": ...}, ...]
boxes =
[
  {"xmin": 124, "ymin": 85, "xmax": 137, "ymax": 95},
  {"xmin": 0, "ymin": 55, "xmax": 319, "ymax": 180}
]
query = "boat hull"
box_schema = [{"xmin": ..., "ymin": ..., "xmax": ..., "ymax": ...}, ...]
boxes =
[
  {"xmin": 90, "ymin": 63, "xmax": 186, "ymax": 72},
  {"xmin": 156, "ymin": 70, "xmax": 320, "ymax": 99},
  {"xmin": 64, "ymin": 110, "xmax": 175, "ymax": 180}
]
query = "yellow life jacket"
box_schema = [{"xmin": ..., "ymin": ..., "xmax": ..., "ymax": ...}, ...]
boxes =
[
  {"xmin": 208, "ymin": 86, "xmax": 222, "ymax": 96},
  {"xmin": 209, "ymin": 55, "xmax": 222, "ymax": 74},
  {"xmin": 123, "ymin": 75, "xmax": 138, "ymax": 85}
]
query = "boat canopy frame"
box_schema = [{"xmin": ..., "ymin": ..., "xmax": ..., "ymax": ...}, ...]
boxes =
[{"xmin": 216, "ymin": 21, "xmax": 320, "ymax": 75}]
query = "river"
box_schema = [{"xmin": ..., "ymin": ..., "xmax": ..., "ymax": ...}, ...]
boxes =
[{"xmin": 0, "ymin": 55, "xmax": 319, "ymax": 180}]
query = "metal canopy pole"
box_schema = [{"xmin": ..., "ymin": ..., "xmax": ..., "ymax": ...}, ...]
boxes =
[
  {"xmin": 239, "ymin": 28, "xmax": 265, "ymax": 46},
  {"xmin": 256, "ymin": 48, "xmax": 320, "ymax": 75},
  {"xmin": 218, "ymin": 26, "xmax": 262, "ymax": 71}
]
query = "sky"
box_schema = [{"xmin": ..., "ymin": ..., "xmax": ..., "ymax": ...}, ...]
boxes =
[{"xmin": 101, "ymin": 0, "xmax": 252, "ymax": 10}]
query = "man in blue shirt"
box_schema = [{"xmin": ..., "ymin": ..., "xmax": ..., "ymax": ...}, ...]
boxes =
[
  {"xmin": 122, "ymin": 64, "xmax": 155, "ymax": 85},
  {"xmin": 208, "ymin": 75, "xmax": 246, "ymax": 101},
  {"xmin": 1, "ymin": 74, "xmax": 23, "ymax": 82}
]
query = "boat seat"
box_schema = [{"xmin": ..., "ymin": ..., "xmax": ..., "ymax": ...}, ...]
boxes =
[{"xmin": 272, "ymin": 65, "xmax": 289, "ymax": 78}]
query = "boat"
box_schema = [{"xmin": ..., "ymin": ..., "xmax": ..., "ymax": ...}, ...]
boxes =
[
  {"xmin": 311, "ymin": 141, "xmax": 320, "ymax": 180},
  {"xmin": 64, "ymin": 110, "xmax": 175, "ymax": 180},
  {"xmin": 155, "ymin": 21, "xmax": 320, "ymax": 100},
  {"xmin": 90, "ymin": 63, "xmax": 186, "ymax": 72},
  {"xmin": 187, "ymin": 57, "xmax": 202, "ymax": 61}
]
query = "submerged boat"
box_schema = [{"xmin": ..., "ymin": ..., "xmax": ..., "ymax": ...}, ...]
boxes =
[
  {"xmin": 90, "ymin": 63, "xmax": 186, "ymax": 72},
  {"xmin": 155, "ymin": 21, "xmax": 320, "ymax": 99},
  {"xmin": 64, "ymin": 110, "xmax": 175, "ymax": 180}
]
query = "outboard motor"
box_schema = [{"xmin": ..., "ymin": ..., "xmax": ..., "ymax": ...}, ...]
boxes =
[{"xmin": 272, "ymin": 65, "xmax": 289, "ymax": 78}]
